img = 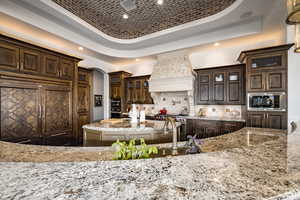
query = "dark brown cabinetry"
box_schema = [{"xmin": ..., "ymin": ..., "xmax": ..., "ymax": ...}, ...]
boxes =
[
  {"xmin": 20, "ymin": 48, "xmax": 41, "ymax": 74},
  {"xmin": 77, "ymin": 67, "xmax": 91, "ymax": 144},
  {"xmin": 0, "ymin": 41, "xmax": 20, "ymax": 72},
  {"xmin": 195, "ymin": 64, "xmax": 245, "ymax": 105},
  {"xmin": 238, "ymin": 44, "xmax": 293, "ymax": 130},
  {"xmin": 186, "ymin": 119, "xmax": 245, "ymax": 139},
  {"xmin": 125, "ymin": 75, "xmax": 153, "ymax": 106},
  {"xmin": 109, "ymin": 71, "xmax": 132, "ymax": 115},
  {"xmin": 247, "ymin": 111, "xmax": 287, "ymax": 130},
  {"xmin": 0, "ymin": 34, "xmax": 81, "ymax": 145}
]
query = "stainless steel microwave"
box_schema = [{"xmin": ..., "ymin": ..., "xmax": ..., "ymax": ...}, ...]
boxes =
[{"xmin": 248, "ymin": 92, "xmax": 287, "ymax": 111}]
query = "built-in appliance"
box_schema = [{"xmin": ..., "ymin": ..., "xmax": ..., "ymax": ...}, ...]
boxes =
[
  {"xmin": 248, "ymin": 92, "xmax": 287, "ymax": 111},
  {"xmin": 111, "ymin": 99, "xmax": 122, "ymax": 118}
]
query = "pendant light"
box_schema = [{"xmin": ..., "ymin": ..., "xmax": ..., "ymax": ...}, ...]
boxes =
[{"xmin": 287, "ymin": 0, "xmax": 300, "ymax": 24}]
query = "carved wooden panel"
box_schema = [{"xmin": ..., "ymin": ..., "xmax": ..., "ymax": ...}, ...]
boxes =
[
  {"xmin": 78, "ymin": 114, "xmax": 89, "ymax": 144},
  {"xmin": 20, "ymin": 48, "xmax": 41, "ymax": 74},
  {"xmin": 0, "ymin": 87, "xmax": 39, "ymax": 140},
  {"xmin": 60, "ymin": 58, "xmax": 74, "ymax": 80},
  {"xmin": 78, "ymin": 68, "xmax": 90, "ymax": 84},
  {"xmin": 43, "ymin": 53, "xmax": 60, "ymax": 78},
  {"xmin": 0, "ymin": 41, "xmax": 19, "ymax": 71},
  {"xmin": 43, "ymin": 86, "xmax": 72, "ymax": 136},
  {"xmin": 78, "ymin": 84, "xmax": 90, "ymax": 113}
]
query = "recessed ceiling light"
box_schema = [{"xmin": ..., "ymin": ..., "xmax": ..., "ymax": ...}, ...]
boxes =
[
  {"xmin": 78, "ymin": 46, "xmax": 84, "ymax": 51},
  {"xmin": 123, "ymin": 14, "xmax": 129, "ymax": 19},
  {"xmin": 214, "ymin": 42, "xmax": 220, "ymax": 47},
  {"xmin": 157, "ymin": 0, "xmax": 164, "ymax": 5},
  {"xmin": 135, "ymin": 58, "xmax": 140, "ymax": 62}
]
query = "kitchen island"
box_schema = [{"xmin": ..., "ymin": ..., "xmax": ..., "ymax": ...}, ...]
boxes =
[
  {"xmin": 82, "ymin": 119, "xmax": 181, "ymax": 146},
  {"xmin": 0, "ymin": 128, "xmax": 300, "ymax": 200}
]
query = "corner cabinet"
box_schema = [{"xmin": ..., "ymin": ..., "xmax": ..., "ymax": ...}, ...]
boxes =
[
  {"xmin": 0, "ymin": 34, "xmax": 81, "ymax": 145},
  {"xmin": 195, "ymin": 64, "xmax": 245, "ymax": 105}
]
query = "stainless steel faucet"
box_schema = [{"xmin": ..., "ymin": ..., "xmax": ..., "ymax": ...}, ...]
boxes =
[{"xmin": 163, "ymin": 117, "xmax": 178, "ymax": 155}]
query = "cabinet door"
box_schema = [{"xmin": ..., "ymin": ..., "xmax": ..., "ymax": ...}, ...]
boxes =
[
  {"xmin": 42, "ymin": 85, "xmax": 72, "ymax": 137},
  {"xmin": 126, "ymin": 80, "xmax": 133, "ymax": 104},
  {"xmin": 111, "ymin": 85, "xmax": 121, "ymax": 99},
  {"xmin": 196, "ymin": 73, "xmax": 211, "ymax": 104},
  {"xmin": 0, "ymin": 80, "xmax": 41, "ymax": 143},
  {"xmin": 20, "ymin": 48, "xmax": 41, "ymax": 75},
  {"xmin": 0, "ymin": 41, "xmax": 20, "ymax": 72},
  {"xmin": 266, "ymin": 112, "xmax": 287, "ymax": 130},
  {"xmin": 143, "ymin": 79, "xmax": 153, "ymax": 104},
  {"xmin": 43, "ymin": 53, "xmax": 60, "ymax": 78},
  {"xmin": 248, "ymin": 73, "xmax": 265, "ymax": 92},
  {"xmin": 266, "ymin": 70, "xmax": 286, "ymax": 91},
  {"xmin": 213, "ymin": 72, "xmax": 226, "ymax": 103},
  {"xmin": 78, "ymin": 114, "xmax": 89, "ymax": 145},
  {"xmin": 78, "ymin": 69, "xmax": 90, "ymax": 84},
  {"xmin": 60, "ymin": 58, "xmax": 74, "ymax": 80},
  {"xmin": 78, "ymin": 84, "xmax": 90, "ymax": 113},
  {"xmin": 247, "ymin": 112, "xmax": 266, "ymax": 128},
  {"xmin": 247, "ymin": 52, "xmax": 286, "ymax": 72},
  {"xmin": 228, "ymin": 70, "xmax": 244, "ymax": 104}
]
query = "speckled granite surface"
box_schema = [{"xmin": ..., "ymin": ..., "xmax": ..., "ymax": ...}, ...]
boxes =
[{"xmin": 0, "ymin": 128, "xmax": 299, "ymax": 200}]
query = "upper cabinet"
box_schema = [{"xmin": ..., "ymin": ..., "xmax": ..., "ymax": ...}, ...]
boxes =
[
  {"xmin": 0, "ymin": 40, "xmax": 20, "ymax": 72},
  {"xmin": 238, "ymin": 44, "xmax": 293, "ymax": 93},
  {"xmin": 60, "ymin": 57, "xmax": 74, "ymax": 80},
  {"xmin": 125, "ymin": 75, "xmax": 153, "ymax": 105},
  {"xmin": 0, "ymin": 34, "xmax": 80, "ymax": 81},
  {"xmin": 20, "ymin": 48, "xmax": 41, "ymax": 75},
  {"xmin": 195, "ymin": 64, "xmax": 245, "ymax": 105}
]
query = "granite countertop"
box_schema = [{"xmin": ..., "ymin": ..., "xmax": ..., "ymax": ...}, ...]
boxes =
[
  {"xmin": 0, "ymin": 128, "xmax": 299, "ymax": 199},
  {"xmin": 82, "ymin": 119, "xmax": 181, "ymax": 132},
  {"xmin": 122, "ymin": 113, "xmax": 246, "ymax": 122}
]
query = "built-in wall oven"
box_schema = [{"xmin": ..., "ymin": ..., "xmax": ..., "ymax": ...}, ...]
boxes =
[
  {"xmin": 248, "ymin": 92, "xmax": 287, "ymax": 111},
  {"xmin": 111, "ymin": 99, "xmax": 122, "ymax": 118}
]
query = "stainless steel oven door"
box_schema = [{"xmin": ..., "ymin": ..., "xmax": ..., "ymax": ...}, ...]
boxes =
[{"xmin": 247, "ymin": 92, "xmax": 287, "ymax": 111}]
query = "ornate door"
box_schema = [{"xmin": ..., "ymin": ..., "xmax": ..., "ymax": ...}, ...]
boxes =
[
  {"xmin": 42, "ymin": 84, "xmax": 72, "ymax": 137},
  {"xmin": 0, "ymin": 80, "xmax": 41, "ymax": 142}
]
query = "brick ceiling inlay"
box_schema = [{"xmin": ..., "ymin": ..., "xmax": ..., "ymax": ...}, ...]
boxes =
[{"xmin": 51, "ymin": 0, "xmax": 236, "ymax": 39}]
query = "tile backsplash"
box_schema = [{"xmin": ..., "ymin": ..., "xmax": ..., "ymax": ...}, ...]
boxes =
[
  {"xmin": 194, "ymin": 105, "xmax": 244, "ymax": 119},
  {"xmin": 130, "ymin": 102, "xmax": 245, "ymax": 120}
]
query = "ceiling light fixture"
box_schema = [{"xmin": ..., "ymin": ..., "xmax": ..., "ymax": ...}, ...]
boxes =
[
  {"xmin": 214, "ymin": 42, "xmax": 220, "ymax": 47},
  {"xmin": 78, "ymin": 46, "xmax": 84, "ymax": 51},
  {"xmin": 157, "ymin": 0, "xmax": 164, "ymax": 5},
  {"xmin": 123, "ymin": 14, "xmax": 129, "ymax": 19},
  {"xmin": 286, "ymin": 0, "xmax": 300, "ymax": 24}
]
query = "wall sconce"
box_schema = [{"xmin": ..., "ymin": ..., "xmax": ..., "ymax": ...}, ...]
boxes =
[
  {"xmin": 295, "ymin": 24, "xmax": 300, "ymax": 52},
  {"xmin": 287, "ymin": 0, "xmax": 300, "ymax": 24},
  {"xmin": 286, "ymin": 0, "xmax": 300, "ymax": 52}
]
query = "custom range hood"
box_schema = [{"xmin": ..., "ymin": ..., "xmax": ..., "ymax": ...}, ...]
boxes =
[{"xmin": 149, "ymin": 50, "xmax": 196, "ymax": 116}]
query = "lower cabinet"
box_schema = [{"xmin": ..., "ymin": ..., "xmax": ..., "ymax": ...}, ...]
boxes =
[
  {"xmin": 247, "ymin": 111, "xmax": 287, "ymax": 130},
  {"xmin": 186, "ymin": 119, "xmax": 245, "ymax": 139}
]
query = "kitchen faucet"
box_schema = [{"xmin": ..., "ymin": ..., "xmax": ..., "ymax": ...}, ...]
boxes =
[{"xmin": 163, "ymin": 117, "xmax": 178, "ymax": 155}]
